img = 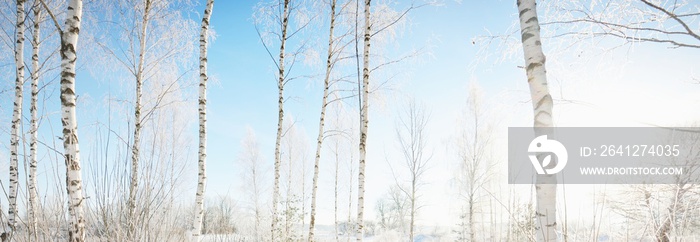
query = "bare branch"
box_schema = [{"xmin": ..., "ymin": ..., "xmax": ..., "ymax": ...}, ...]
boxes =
[
  {"xmin": 640, "ymin": 0, "xmax": 700, "ymax": 42},
  {"xmin": 38, "ymin": 0, "xmax": 62, "ymax": 34}
]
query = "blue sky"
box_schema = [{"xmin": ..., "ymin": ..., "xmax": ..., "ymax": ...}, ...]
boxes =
[{"xmin": 200, "ymin": 0, "xmax": 522, "ymax": 225}]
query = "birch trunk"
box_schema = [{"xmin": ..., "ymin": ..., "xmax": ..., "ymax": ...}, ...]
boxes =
[
  {"xmin": 516, "ymin": 0, "xmax": 557, "ymax": 241},
  {"xmin": 28, "ymin": 1, "xmax": 42, "ymax": 240},
  {"xmin": 356, "ymin": 0, "xmax": 371, "ymax": 240},
  {"xmin": 192, "ymin": 0, "xmax": 214, "ymax": 240},
  {"xmin": 59, "ymin": 0, "xmax": 86, "ymax": 240},
  {"xmin": 8, "ymin": 0, "xmax": 26, "ymax": 238},
  {"xmin": 308, "ymin": 0, "xmax": 337, "ymax": 240},
  {"xmin": 272, "ymin": 0, "xmax": 290, "ymax": 240},
  {"xmin": 128, "ymin": 1, "xmax": 152, "ymax": 237}
]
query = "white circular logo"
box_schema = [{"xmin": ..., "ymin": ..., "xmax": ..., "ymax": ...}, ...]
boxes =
[{"xmin": 528, "ymin": 135, "xmax": 568, "ymax": 174}]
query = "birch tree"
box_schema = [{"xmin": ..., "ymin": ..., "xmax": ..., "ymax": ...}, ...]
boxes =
[
  {"xmin": 8, "ymin": 0, "xmax": 26, "ymax": 238},
  {"xmin": 324, "ymin": 97, "xmax": 360, "ymax": 241},
  {"xmin": 88, "ymin": 0, "xmax": 197, "ymax": 237},
  {"xmin": 326, "ymin": 114, "xmax": 366, "ymax": 241},
  {"xmin": 280, "ymin": 120, "xmax": 303, "ymax": 240},
  {"xmin": 516, "ymin": 0, "xmax": 557, "ymax": 241},
  {"xmin": 346, "ymin": 108, "xmax": 358, "ymax": 242},
  {"xmin": 307, "ymin": 0, "xmax": 373, "ymax": 237},
  {"xmin": 273, "ymin": 118, "xmax": 312, "ymax": 240},
  {"xmin": 268, "ymin": 1, "xmax": 290, "ymax": 239},
  {"xmin": 454, "ymin": 83, "xmax": 496, "ymax": 242},
  {"xmin": 327, "ymin": 99, "xmax": 356, "ymax": 242},
  {"xmin": 254, "ymin": 0, "xmax": 313, "ymax": 239},
  {"xmin": 40, "ymin": 0, "xmax": 87, "ymax": 240},
  {"xmin": 375, "ymin": 185, "xmax": 408, "ymax": 232},
  {"xmin": 126, "ymin": 1, "xmax": 152, "ymax": 235},
  {"xmin": 393, "ymin": 99, "xmax": 430, "ymax": 241},
  {"xmin": 28, "ymin": 0, "xmax": 43, "ymax": 239},
  {"xmin": 61, "ymin": 0, "xmax": 86, "ymax": 240},
  {"xmin": 356, "ymin": 0, "xmax": 371, "ymax": 240},
  {"xmin": 135, "ymin": 82, "xmax": 196, "ymax": 241},
  {"xmin": 348, "ymin": 1, "xmax": 425, "ymax": 239},
  {"xmin": 331, "ymin": 133, "xmax": 341, "ymax": 241},
  {"xmin": 238, "ymin": 128, "xmax": 267, "ymax": 241},
  {"xmin": 191, "ymin": 0, "xmax": 214, "ymax": 240},
  {"xmin": 308, "ymin": 0, "xmax": 338, "ymax": 239}
]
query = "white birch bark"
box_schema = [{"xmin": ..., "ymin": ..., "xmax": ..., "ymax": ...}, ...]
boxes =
[
  {"xmin": 8, "ymin": 0, "xmax": 26, "ymax": 237},
  {"xmin": 516, "ymin": 0, "xmax": 557, "ymax": 241},
  {"xmin": 308, "ymin": 0, "xmax": 337, "ymax": 240},
  {"xmin": 58, "ymin": 0, "xmax": 86, "ymax": 240},
  {"xmin": 28, "ymin": 1, "xmax": 42, "ymax": 239},
  {"xmin": 356, "ymin": 0, "xmax": 371, "ymax": 240},
  {"xmin": 192, "ymin": 0, "xmax": 214, "ymax": 241},
  {"xmin": 272, "ymin": 0, "xmax": 290, "ymax": 241},
  {"xmin": 128, "ymin": 1, "xmax": 152, "ymax": 236}
]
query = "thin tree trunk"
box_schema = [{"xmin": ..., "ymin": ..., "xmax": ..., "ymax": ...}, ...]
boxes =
[
  {"xmin": 334, "ymin": 141, "xmax": 340, "ymax": 242},
  {"xmin": 8, "ymin": 1, "xmax": 26, "ymax": 239},
  {"xmin": 308, "ymin": 0, "xmax": 337, "ymax": 240},
  {"xmin": 285, "ymin": 149, "xmax": 293, "ymax": 239},
  {"xmin": 192, "ymin": 0, "xmax": 214, "ymax": 241},
  {"xmin": 54, "ymin": 0, "xmax": 86, "ymax": 240},
  {"xmin": 657, "ymin": 216, "xmax": 671, "ymax": 242},
  {"xmin": 299, "ymin": 149, "xmax": 306, "ymax": 240},
  {"xmin": 253, "ymin": 149, "xmax": 261, "ymax": 241},
  {"xmin": 272, "ymin": 0, "xmax": 290, "ymax": 241},
  {"xmin": 516, "ymin": 0, "xmax": 557, "ymax": 241},
  {"xmin": 470, "ymin": 100, "xmax": 478, "ymax": 242},
  {"xmin": 348, "ymin": 0, "xmax": 358, "ymax": 238},
  {"xmin": 356, "ymin": 0, "xmax": 371, "ymax": 240},
  {"xmin": 398, "ymin": 100, "xmax": 430, "ymax": 242},
  {"xmin": 301, "ymin": 154, "xmax": 307, "ymax": 240},
  {"xmin": 347, "ymin": 150, "xmax": 353, "ymax": 242},
  {"xmin": 128, "ymin": 0, "xmax": 152, "ymax": 238},
  {"xmin": 410, "ymin": 181, "xmax": 415, "ymax": 241},
  {"xmin": 254, "ymin": 200, "xmax": 261, "ymax": 241},
  {"xmin": 254, "ymin": 202, "xmax": 260, "ymax": 240},
  {"xmin": 28, "ymin": 1, "xmax": 42, "ymax": 240},
  {"xmin": 469, "ymin": 194, "xmax": 475, "ymax": 242}
]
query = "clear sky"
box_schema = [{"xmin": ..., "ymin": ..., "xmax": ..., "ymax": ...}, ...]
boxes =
[
  {"xmin": 0, "ymin": 0, "xmax": 699, "ymax": 231},
  {"xmin": 198, "ymin": 0, "xmax": 700, "ymax": 227},
  {"xmin": 200, "ymin": 0, "xmax": 523, "ymax": 227}
]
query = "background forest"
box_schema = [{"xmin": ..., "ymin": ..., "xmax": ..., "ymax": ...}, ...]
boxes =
[{"xmin": 0, "ymin": 0, "xmax": 699, "ymax": 241}]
